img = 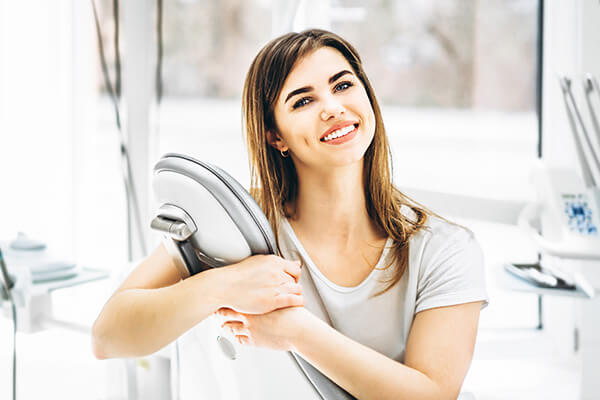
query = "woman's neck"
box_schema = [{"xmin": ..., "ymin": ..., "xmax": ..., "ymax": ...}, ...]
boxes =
[{"xmin": 288, "ymin": 162, "xmax": 384, "ymax": 249}]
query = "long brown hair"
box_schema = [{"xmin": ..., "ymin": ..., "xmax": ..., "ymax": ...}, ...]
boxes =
[{"xmin": 242, "ymin": 29, "xmax": 430, "ymax": 295}]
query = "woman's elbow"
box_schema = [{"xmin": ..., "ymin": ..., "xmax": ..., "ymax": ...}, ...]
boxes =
[
  {"xmin": 91, "ymin": 319, "xmax": 112, "ymax": 360},
  {"xmin": 92, "ymin": 344, "xmax": 108, "ymax": 360}
]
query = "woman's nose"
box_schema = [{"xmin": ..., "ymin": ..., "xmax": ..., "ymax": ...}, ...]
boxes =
[{"xmin": 319, "ymin": 96, "xmax": 345, "ymax": 120}]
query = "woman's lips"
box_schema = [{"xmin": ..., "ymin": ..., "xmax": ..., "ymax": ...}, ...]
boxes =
[
  {"xmin": 320, "ymin": 122, "xmax": 359, "ymax": 141},
  {"xmin": 321, "ymin": 124, "xmax": 359, "ymax": 145}
]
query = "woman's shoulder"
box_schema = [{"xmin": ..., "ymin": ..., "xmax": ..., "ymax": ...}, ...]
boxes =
[
  {"xmin": 406, "ymin": 212, "xmax": 488, "ymax": 311},
  {"xmin": 405, "ymin": 212, "xmax": 481, "ymax": 279}
]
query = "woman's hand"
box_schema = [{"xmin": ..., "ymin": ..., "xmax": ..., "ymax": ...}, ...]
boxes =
[
  {"xmin": 218, "ymin": 306, "xmax": 312, "ymax": 352},
  {"xmin": 214, "ymin": 255, "xmax": 304, "ymax": 315}
]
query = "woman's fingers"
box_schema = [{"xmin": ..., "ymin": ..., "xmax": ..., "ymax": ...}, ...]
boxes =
[
  {"xmin": 275, "ymin": 293, "xmax": 305, "ymax": 308},
  {"xmin": 235, "ymin": 335, "xmax": 252, "ymax": 345},
  {"xmin": 278, "ymin": 282, "xmax": 303, "ymax": 295},
  {"xmin": 222, "ymin": 320, "xmax": 254, "ymax": 345},
  {"xmin": 283, "ymin": 260, "xmax": 302, "ymax": 282},
  {"xmin": 217, "ymin": 307, "xmax": 246, "ymax": 323},
  {"xmin": 218, "ymin": 256, "xmax": 304, "ymax": 314},
  {"xmin": 222, "ymin": 321, "xmax": 250, "ymax": 336}
]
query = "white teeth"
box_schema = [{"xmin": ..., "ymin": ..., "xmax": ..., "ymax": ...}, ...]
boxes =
[{"xmin": 323, "ymin": 124, "xmax": 356, "ymax": 142}]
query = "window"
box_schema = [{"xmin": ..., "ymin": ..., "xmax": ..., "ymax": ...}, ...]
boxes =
[
  {"xmin": 150, "ymin": 0, "xmax": 539, "ymax": 203},
  {"xmin": 329, "ymin": 0, "xmax": 539, "ymax": 202}
]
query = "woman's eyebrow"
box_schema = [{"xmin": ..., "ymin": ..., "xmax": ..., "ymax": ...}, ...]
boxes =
[
  {"xmin": 328, "ymin": 69, "xmax": 353, "ymax": 84},
  {"xmin": 285, "ymin": 86, "xmax": 313, "ymax": 103},
  {"xmin": 284, "ymin": 69, "xmax": 354, "ymax": 104}
]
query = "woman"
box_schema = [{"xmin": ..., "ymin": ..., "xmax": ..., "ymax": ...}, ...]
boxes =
[{"xmin": 92, "ymin": 29, "xmax": 488, "ymax": 400}]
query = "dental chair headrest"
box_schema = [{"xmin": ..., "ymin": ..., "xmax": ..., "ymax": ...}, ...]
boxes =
[{"xmin": 151, "ymin": 153, "xmax": 277, "ymax": 278}]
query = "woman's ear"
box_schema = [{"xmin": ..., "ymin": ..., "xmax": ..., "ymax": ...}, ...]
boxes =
[{"xmin": 266, "ymin": 130, "xmax": 287, "ymax": 152}]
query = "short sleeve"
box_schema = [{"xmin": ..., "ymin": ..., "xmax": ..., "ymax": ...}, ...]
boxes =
[{"xmin": 415, "ymin": 227, "xmax": 488, "ymax": 314}]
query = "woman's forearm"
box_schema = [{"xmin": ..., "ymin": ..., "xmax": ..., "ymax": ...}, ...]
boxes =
[
  {"xmin": 293, "ymin": 316, "xmax": 443, "ymax": 400},
  {"xmin": 92, "ymin": 269, "xmax": 222, "ymax": 359}
]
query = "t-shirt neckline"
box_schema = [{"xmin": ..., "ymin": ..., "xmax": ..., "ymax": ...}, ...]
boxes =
[{"xmin": 281, "ymin": 218, "xmax": 393, "ymax": 293}]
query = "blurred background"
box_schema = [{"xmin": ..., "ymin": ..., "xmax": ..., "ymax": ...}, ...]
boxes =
[{"xmin": 1, "ymin": 0, "xmax": 599, "ymax": 399}]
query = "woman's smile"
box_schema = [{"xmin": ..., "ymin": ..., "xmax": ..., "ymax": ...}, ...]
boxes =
[{"xmin": 320, "ymin": 122, "xmax": 359, "ymax": 144}]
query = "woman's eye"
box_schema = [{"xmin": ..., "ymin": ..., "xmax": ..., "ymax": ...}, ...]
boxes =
[
  {"xmin": 334, "ymin": 81, "xmax": 353, "ymax": 92},
  {"xmin": 292, "ymin": 97, "xmax": 311, "ymax": 109}
]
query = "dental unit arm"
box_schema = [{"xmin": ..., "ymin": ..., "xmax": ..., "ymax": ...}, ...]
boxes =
[{"xmin": 150, "ymin": 153, "xmax": 356, "ymax": 400}]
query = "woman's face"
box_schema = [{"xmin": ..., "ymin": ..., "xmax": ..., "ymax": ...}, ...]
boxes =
[{"xmin": 271, "ymin": 47, "xmax": 375, "ymax": 170}]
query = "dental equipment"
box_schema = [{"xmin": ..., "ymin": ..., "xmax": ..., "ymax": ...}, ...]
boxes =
[
  {"xmin": 516, "ymin": 77, "xmax": 600, "ymax": 287},
  {"xmin": 0, "ymin": 233, "xmax": 109, "ymax": 333},
  {"xmin": 521, "ymin": 77, "xmax": 600, "ymax": 260},
  {"xmin": 518, "ymin": 163, "xmax": 600, "ymax": 262},
  {"xmin": 151, "ymin": 153, "xmax": 355, "ymax": 399},
  {"xmin": 0, "ymin": 248, "xmax": 17, "ymax": 400},
  {"xmin": 559, "ymin": 77, "xmax": 600, "ymax": 188},
  {"xmin": 151, "ymin": 154, "xmax": 276, "ymax": 277},
  {"xmin": 583, "ymin": 74, "xmax": 600, "ymax": 160},
  {"xmin": 1, "ymin": 236, "xmax": 110, "ymax": 400}
]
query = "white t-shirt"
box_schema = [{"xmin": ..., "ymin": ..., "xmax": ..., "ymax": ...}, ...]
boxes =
[{"xmin": 277, "ymin": 206, "xmax": 489, "ymax": 363}]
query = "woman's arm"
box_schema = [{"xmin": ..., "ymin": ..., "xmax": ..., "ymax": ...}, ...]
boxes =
[
  {"xmin": 295, "ymin": 302, "xmax": 481, "ymax": 400},
  {"xmin": 92, "ymin": 244, "xmax": 304, "ymax": 360},
  {"xmin": 222, "ymin": 301, "xmax": 482, "ymax": 400}
]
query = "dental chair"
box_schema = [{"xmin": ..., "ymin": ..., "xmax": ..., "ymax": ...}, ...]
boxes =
[{"xmin": 151, "ymin": 153, "xmax": 355, "ymax": 400}]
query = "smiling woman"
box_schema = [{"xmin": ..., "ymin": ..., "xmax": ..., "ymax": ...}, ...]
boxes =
[
  {"xmin": 236, "ymin": 29, "xmax": 489, "ymax": 399},
  {"xmin": 92, "ymin": 29, "xmax": 488, "ymax": 400}
]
